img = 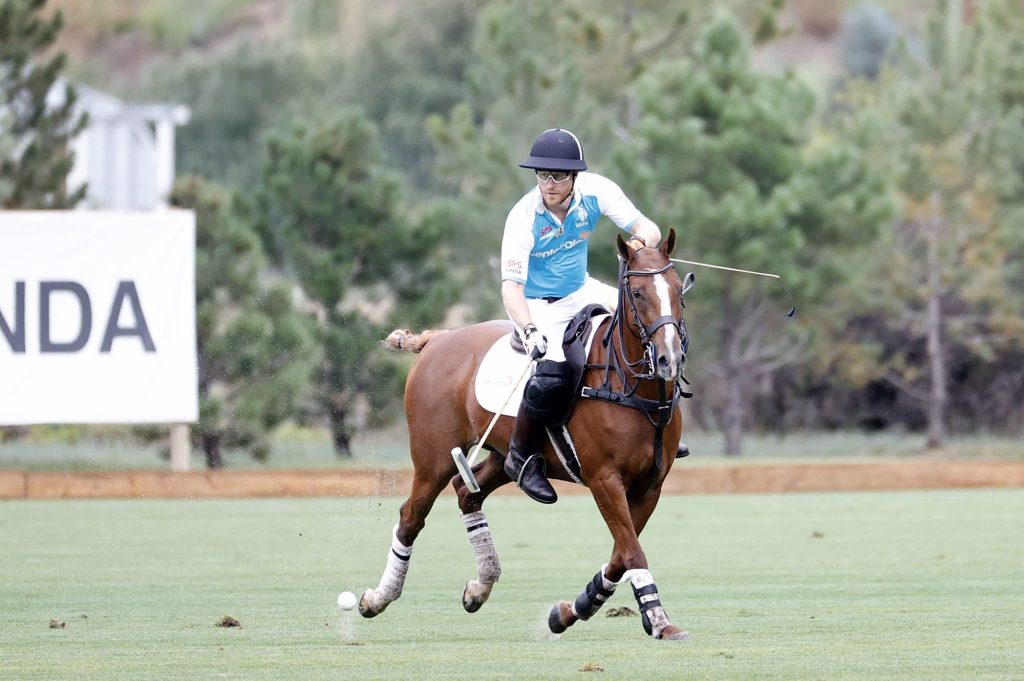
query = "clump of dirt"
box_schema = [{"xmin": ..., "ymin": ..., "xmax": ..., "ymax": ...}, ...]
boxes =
[
  {"xmin": 579, "ymin": 662, "xmax": 604, "ymax": 672},
  {"xmin": 49, "ymin": 619, "xmax": 66, "ymax": 629},
  {"xmin": 216, "ymin": 615, "xmax": 241, "ymax": 628},
  {"xmin": 605, "ymin": 607, "xmax": 638, "ymax": 617}
]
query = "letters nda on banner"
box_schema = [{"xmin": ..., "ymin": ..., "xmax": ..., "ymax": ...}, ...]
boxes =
[{"xmin": 0, "ymin": 211, "xmax": 198, "ymax": 425}]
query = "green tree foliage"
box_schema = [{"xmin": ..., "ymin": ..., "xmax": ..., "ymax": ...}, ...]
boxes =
[
  {"xmin": 343, "ymin": 0, "xmax": 480, "ymax": 193},
  {"xmin": 615, "ymin": 14, "xmax": 890, "ymax": 454},
  {"xmin": 139, "ymin": 44, "xmax": 324, "ymax": 189},
  {"xmin": 0, "ymin": 0, "xmax": 86, "ymax": 208},
  {"xmin": 252, "ymin": 111, "xmax": 451, "ymax": 456},
  {"xmin": 0, "ymin": 107, "xmax": 14, "ymax": 199},
  {"xmin": 833, "ymin": 0, "xmax": 1024, "ymax": 447},
  {"xmin": 171, "ymin": 176, "xmax": 320, "ymax": 468}
]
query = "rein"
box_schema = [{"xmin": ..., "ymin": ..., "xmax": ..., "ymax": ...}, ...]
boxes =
[{"xmin": 581, "ymin": 255, "xmax": 689, "ymax": 494}]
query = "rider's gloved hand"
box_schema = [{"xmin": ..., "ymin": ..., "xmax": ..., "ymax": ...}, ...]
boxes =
[{"xmin": 523, "ymin": 324, "xmax": 548, "ymax": 360}]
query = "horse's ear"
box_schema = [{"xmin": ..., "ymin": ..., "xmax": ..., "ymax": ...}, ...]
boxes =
[
  {"xmin": 616, "ymin": 233, "xmax": 631, "ymax": 261},
  {"xmin": 660, "ymin": 228, "xmax": 676, "ymax": 257}
]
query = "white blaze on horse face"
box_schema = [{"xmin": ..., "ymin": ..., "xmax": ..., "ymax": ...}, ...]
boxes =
[{"xmin": 653, "ymin": 274, "xmax": 682, "ymax": 375}]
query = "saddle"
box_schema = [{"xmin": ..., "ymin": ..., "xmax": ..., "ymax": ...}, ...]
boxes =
[{"xmin": 509, "ymin": 303, "xmax": 611, "ymax": 407}]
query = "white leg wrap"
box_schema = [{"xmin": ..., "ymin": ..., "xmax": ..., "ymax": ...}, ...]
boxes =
[
  {"xmin": 462, "ymin": 511, "xmax": 501, "ymax": 584},
  {"xmin": 599, "ymin": 563, "xmax": 617, "ymax": 592},
  {"xmin": 373, "ymin": 524, "xmax": 413, "ymax": 603},
  {"xmin": 626, "ymin": 568, "xmax": 672, "ymax": 639}
]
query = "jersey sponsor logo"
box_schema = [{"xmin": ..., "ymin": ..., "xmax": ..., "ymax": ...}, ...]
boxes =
[
  {"xmin": 533, "ymin": 236, "xmax": 590, "ymax": 259},
  {"xmin": 574, "ymin": 208, "xmax": 589, "ymax": 227},
  {"xmin": 504, "ymin": 258, "xmax": 523, "ymax": 275},
  {"xmin": 538, "ymin": 224, "xmax": 563, "ymax": 243}
]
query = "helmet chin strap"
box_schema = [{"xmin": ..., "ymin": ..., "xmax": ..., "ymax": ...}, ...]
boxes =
[{"xmin": 562, "ymin": 172, "xmax": 578, "ymax": 209}]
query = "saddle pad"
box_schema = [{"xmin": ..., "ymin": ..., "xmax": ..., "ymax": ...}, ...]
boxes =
[
  {"xmin": 474, "ymin": 314, "xmax": 610, "ymax": 416},
  {"xmin": 474, "ymin": 335, "xmax": 532, "ymax": 416}
]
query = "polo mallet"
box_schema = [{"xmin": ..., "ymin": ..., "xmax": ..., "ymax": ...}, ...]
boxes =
[
  {"xmin": 670, "ymin": 258, "xmax": 797, "ymax": 317},
  {"xmin": 451, "ymin": 356, "xmax": 536, "ymax": 493}
]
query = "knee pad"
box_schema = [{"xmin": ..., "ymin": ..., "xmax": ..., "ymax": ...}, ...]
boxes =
[{"xmin": 522, "ymin": 360, "xmax": 574, "ymax": 426}]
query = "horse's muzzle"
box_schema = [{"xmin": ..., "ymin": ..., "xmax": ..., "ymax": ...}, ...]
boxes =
[{"xmin": 656, "ymin": 350, "xmax": 685, "ymax": 382}]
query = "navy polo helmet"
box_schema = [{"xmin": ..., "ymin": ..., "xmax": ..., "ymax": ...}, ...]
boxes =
[{"xmin": 519, "ymin": 128, "xmax": 587, "ymax": 172}]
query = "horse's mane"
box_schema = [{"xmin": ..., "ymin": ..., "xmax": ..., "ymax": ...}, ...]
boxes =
[{"xmin": 384, "ymin": 328, "xmax": 449, "ymax": 353}]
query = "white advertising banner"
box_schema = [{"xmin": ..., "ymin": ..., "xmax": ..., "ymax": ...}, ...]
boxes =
[{"xmin": 0, "ymin": 211, "xmax": 198, "ymax": 424}]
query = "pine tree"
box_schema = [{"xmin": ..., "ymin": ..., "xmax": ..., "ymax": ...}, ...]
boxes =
[
  {"xmin": 835, "ymin": 0, "xmax": 1024, "ymax": 448},
  {"xmin": 170, "ymin": 176, "xmax": 320, "ymax": 469},
  {"xmin": 252, "ymin": 111, "xmax": 452, "ymax": 457},
  {"xmin": 615, "ymin": 14, "xmax": 890, "ymax": 454},
  {"xmin": 0, "ymin": 0, "xmax": 86, "ymax": 208}
]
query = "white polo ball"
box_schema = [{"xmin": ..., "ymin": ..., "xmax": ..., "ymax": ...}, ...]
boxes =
[{"xmin": 337, "ymin": 591, "xmax": 358, "ymax": 611}]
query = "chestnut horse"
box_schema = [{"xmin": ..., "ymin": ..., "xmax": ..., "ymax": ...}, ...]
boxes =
[{"xmin": 358, "ymin": 230, "xmax": 692, "ymax": 640}]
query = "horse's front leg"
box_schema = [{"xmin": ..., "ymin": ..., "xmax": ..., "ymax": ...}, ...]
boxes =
[
  {"xmin": 453, "ymin": 450, "xmax": 511, "ymax": 613},
  {"xmin": 548, "ymin": 473, "xmax": 689, "ymax": 641},
  {"xmin": 613, "ymin": 484, "xmax": 690, "ymax": 641}
]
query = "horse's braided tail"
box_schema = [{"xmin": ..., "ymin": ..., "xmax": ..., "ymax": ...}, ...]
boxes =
[{"xmin": 384, "ymin": 329, "xmax": 448, "ymax": 353}]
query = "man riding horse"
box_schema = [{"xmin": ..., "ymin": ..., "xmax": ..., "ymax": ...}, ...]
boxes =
[{"xmin": 501, "ymin": 128, "xmax": 686, "ymax": 504}]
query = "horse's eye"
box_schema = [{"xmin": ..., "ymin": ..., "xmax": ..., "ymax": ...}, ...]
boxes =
[{"xmin": 631, "ymin": 289, "xmax": 642, "ymax": 299}]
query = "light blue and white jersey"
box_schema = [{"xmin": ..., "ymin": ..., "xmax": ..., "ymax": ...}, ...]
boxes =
[{"xmin": 500, "ymin": 172, "xmax": 643, "ymax": 299}]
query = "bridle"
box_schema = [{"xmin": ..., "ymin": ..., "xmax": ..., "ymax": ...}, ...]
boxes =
[{"xmin": 617, "ymin": 257, "xmax": 689, "ymax": 382}]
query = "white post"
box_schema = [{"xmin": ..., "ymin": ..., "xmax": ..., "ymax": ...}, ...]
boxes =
[{"xmin": 169, "ymin": 424, "xmax": 191, "ymax": 472}]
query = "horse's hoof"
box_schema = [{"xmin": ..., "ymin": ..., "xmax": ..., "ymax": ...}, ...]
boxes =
[
  {"xmin": 358, "ymin": 590, "xmax": 384, "ymax": 619},
  {"xmin": 657, "ymin": 626, "xmax": 692, "ymax": 641},
  {"xmin": 462, "ymin": 584, "xmax": 483, "ymax": 613},
  {"xmin": 547, "ymin": 601, "xmax": 576, "ymax": 634}
]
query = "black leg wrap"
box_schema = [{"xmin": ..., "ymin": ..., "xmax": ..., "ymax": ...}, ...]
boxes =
[
  {"xmin": 572, "ymin": 570, "xmax": 616, "ymax": 621},
  {"xmin": 632, "ymin": 583, "xmax": 663, "ymax": 637}
]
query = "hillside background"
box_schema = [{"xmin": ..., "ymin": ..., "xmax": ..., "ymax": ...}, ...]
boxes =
[{"xmin": 4, "ymin": 0, "xmax": 1022, "ymax": 469}]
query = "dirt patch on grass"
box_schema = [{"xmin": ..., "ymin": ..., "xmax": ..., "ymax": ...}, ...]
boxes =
[{"xmin": 1, "ymin": 461, "xmax": 1023, "ymax": 499}]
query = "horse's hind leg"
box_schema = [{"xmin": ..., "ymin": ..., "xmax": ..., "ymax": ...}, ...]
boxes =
[
  {"xmin": 452, "ymin": 452, "xmax": 511, "ymax": 613},
  {"xmin": 358, "ymin": 466, "xmax": 449, "ymax": 618}
]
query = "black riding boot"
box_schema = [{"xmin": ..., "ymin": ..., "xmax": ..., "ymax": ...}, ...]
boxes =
[
  {"xmin": 676, "ymin": 442, "xmax": 690, "ymax": 459},
  {"xmin": 504, "ymin": 406, "xmax": 557, "ymax": 505}
]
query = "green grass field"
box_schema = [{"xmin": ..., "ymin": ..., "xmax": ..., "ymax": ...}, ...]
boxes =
[{"xmin": 2, "ymin": 490, "xmax": 1022, "ymax": 680}]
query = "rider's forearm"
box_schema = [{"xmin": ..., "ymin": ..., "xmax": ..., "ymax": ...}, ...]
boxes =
[
  {"xmin": 501, "ymin": 280, "xmax": 534, "ymax": 331},
  {"xmin": 630, "ymin": 218, "xmax": 662, "ymax": 247}
]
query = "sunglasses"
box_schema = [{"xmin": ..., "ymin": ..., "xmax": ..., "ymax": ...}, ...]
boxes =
[{"xmin": 535, "ymin": 170, "xmax": 573, "ymax": 184}]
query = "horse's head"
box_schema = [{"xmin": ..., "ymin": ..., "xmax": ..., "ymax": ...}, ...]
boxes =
[{"xmin": 615, "ymin": 229, "xmax": 691, "ymax": 382}]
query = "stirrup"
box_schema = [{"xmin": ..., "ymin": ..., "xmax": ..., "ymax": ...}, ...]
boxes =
[{"xmin": 505, "ymin": 452, "xmax": 557, "ymax": 504}]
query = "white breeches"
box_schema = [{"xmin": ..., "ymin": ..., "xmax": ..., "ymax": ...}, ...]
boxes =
[{"xmin": 518, "ymin": 277, "xmax": 618, "ymax": 362}]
